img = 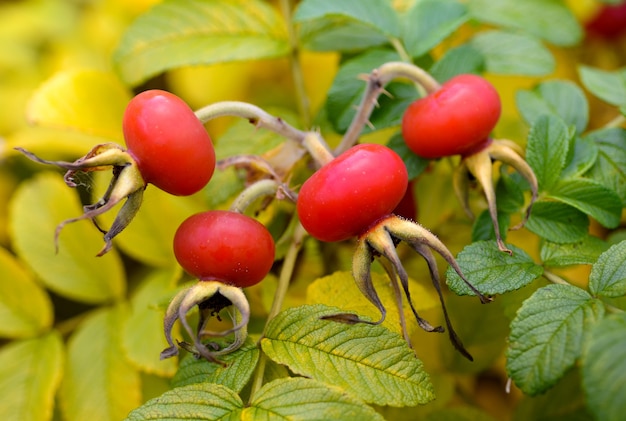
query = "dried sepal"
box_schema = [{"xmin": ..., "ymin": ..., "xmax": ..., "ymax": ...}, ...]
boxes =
[
  {"xmin": 383, "ymin": 216, "xmax": 492, "ymax": 304},
  {"xmin": 488, "ymin": 139, "xmax": 539, "ymax": 228},
  {"xmin": 453, "ymin": 138, "xmax": 539, "ymax": 254},
  {"xmin": 160, "ymin": 280, "xmax": 250, "ymax": 365},
  {"xmin": 365, "ymin": 224, "xmax": 442, "ymax": 334},
  {"xmin": 328, "ymin": 215, "xmax": 490, "ymax": 361},
  {"xmin": 407, "ymin": 240, "xmax": 473, "ymax": 361},
  {"xmin": 344, "ymin": 235, "xmax": 386, "ymax": 325},
  {"xmin": 463, "ymin": 149, "xmax": 510, "ymax": 254},
  {"xmin": 15, "ymin": 144, "xmax": 146, "ymax": 255}
]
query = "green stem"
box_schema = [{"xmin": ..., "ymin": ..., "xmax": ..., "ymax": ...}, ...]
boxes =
[
  {"xmin": 542, "ymin": 270, "xmax": 570, "ymax": 286},
  {"xmin": 230, "ymin": 179, "xmax": 281, "ymax": 213},
  {"xmin": 334, "ymin": 61, "xmax": 440, "ymax": 155},
  {"xmin": 302, "ymin": 131, "xmax": 334, "ymax": 166},
  {"xmin": 389, "ymin": 37, "xmax": 412, "ymax": 63},
  {"xmin": 195, "ymin": 101, "xmax": 307, "ymax": 144},
  {"xmin": 280, "ymin": 0, "xmax": 311, "ymax": 128},
  {"xmin": 248, "ymin": 221, "xmax": 307, "ymax": 401},
  {"xmin": 195, "ymin": 101, "xmax": 333, "ymax": 167},
  {"xmin": 544, "ymin": 270, "xmax": 624, "ymax": 313}
]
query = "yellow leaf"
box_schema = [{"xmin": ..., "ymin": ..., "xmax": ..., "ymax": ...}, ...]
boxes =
[
  {"xmin": 61, "ymin": 306, "xmax": 141, "ymax": 421},
  {"xmin": 0, "ymin": 332, "xmax": 64, "ymax": 421},
  {"xmin": 306, "ymin": 270, "xmax": 439, "ymax": 337},
  {"xmin": 9, "ymin": 173, "xmax": 126, "ymax": 304},
  {"xmin": 122, "ymin": 267, "xmax": 182, "ymax": 377},
  {"xmin": 26, "ymin": 69, "xmax": 131, "ymax": 141},
  {"xmin": 0, "ymin": 246, "xmax": 53, "ymax": 338}
]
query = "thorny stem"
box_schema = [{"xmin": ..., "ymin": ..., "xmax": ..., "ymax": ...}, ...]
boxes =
[
  {"xmin": 194, "ymin": 101, "xmax": 333, "ymax": 167},
  {"xmin": 335, "ymin": 61, "xmax": 441, "ymax": 155},
  {"xmin": 195, "ymin": 101, "xmax": 308, "ymax": 143},
  {"xmin": 249, "ymin": 221, "xmax": 307, "ymax": 401},
  {"xmin": 302, "ymin": 131, "xmax": 334, "ymax": 167},
  {"xmin": 280, "ymin": 0, "xmax": 311, "ymax": 128}
]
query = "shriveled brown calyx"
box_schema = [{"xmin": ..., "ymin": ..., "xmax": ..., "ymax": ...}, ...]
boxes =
[
  {"xmin": 452, "ymin": 139, "xmax": 539, "ymax": 254},
  {"xmin": 161, "ymin": 280, "xmax": 250, "ymax": 365},
  {"xmin": 324, "ymin": 214, "xmax": 491, "ymax": 361},
  {"xmin": 15, "ymin": 144, "xmax": 146, "ymax": 256}
]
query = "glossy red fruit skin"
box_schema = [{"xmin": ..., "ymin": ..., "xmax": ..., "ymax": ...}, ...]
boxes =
[
  {"xmin": 123, "ymin": 90, "xmax": 216, "ymax": 196},
  {"xmin": 401, "ymin": 74, "xmax": 501, "ymax": 159},
  {"xmin": 296, "ymin": 143, "xmax": 408, "ymax": 242},
  {"xmin": 173, "ymin": 211, "xmax": 275, "ymax": 287},
  {"xmin": 585, "ymin": 2, "xmax": 626, "ymax": 39},
  {"xmin": 393, "ymin": 180, "xmax": 418, "ymax": 221}
]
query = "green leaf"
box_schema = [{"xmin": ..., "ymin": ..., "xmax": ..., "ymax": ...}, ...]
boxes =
[
  {"xmin": 506, "ymin": 284, "xmax": 605, "ymax": 395},
  {"xmin": 261, "ymin": 304, "xmax": 435, "ymax": 406},
  {"xmin": 429, "ymin": 44, "xmax": 485, "ymax": 82},
  {"xmin": 25, "ymin": 69, "xmax": 130, "ymax": 142},
  {"xmin": 548, "ymin": 178, "xmax": 622, "ymax": 228},
  {"xmin": 0, "ymin": 246, "xmax": 53, "ymax": 338},
  {"xmin": 589, "ymin": 240, "xmax": 626, "ymax": 298},
  {"xmin": 387, "ymin": 132, "xmax": 430, "ymax": 179},
  {"xmin": 171, "ymin": 337, "xmax": 260, "ymax": 392},
  {"xmin": 468, "ymin": 0, "xmax": 582, "ymax": 46},
  {"xmin": 9, "ymin": 173, "xmax": 126, "ymax": 304},
  {"xmin": 582, "ymin": 312, "xmax": 626, "ymax": 421},
  {"xmin": 525, "ymin": 114, "xmax": 572, "ymax": 191},
  {"xmin": 516, "ymin": 80, "xmax": 589, "ymax": 134},
  {"xmin": 126, "ymin": 377, "xmax": 387, "ymax": 420},
  {"xmin": 306, "ymin": 271, "xmax": 439, "ymax": 338},
  {"xmin": 5, "ymin": 127, "xmax": 114, "ymax": 162},
  {"xmin": 525, "ymin": 201, "xmax": 589, "ymax": 243},
  {"xmin": 579, "ymin": 65, "xmax": 626, "ymax": 107},
  {"xmin": 540, "ymin": 236, "xmax": 609, "ymax": 267},
  {"xmin": 203, "ymin": 168, "xmax": 245, "ymax": 210},
  {"xmin": 61, "ymin": 306, "xmax": 141, "ymax": 421},
  {"xmin": 296, "ymin": 18, "xmax": 388, "ymax": 52},
  {"xmin": 561, "ymin": 135, "xmax": 598, "ymax": 179},
  {"xmin": 113, "ymin": 0, "xmax": 289, "ymax": 86},
  {"xmin": 402, "ymin": 0, "xmax": 468, "ymax": 57},
  {"xmin": 247, "ymin": 377, "xmax": 386, "ymax": 420},
  {"xmin": 0, "ymin": 332, "xmax": 64, "ymax": 421},
  {"xmin": 471, "ymin": 209, "xmax": 510, "ymax": 243},
  {"xmin": 294, "ymin": 0, "xmax": 401, "ymax": 38},
  {"xmin": 325, "ymin": 48, "xmax": 407, "ymax": 134},
  {"xmin": 470, "ymin": 30, "xmax": 555, "ymax": 76},
  {"xmin": 494, "ymin": 169, "xmax": 526, "ymax": 213},
  {"xmin": 446, "ymin": 241, "xmax": 543, "ymax": 296},
  {"xmin": 585, "ymin": 127, "xmax": 626, "ymax": 205},
  {"xmin": 122, "ymin": 267, "xmax": 182, "ymax": 377},
  {"xmin": 125, "ymin": 383, "xmax": 243, "ymax": 420}
]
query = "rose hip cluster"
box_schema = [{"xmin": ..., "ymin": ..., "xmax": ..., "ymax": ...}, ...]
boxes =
[
  {"xmin": 18, "ymin": 62, "xmax": 538, "ymax": 363},
  {"xmin": 17, "ymin": 90, "xmax": 276, "ymax": 363}
]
